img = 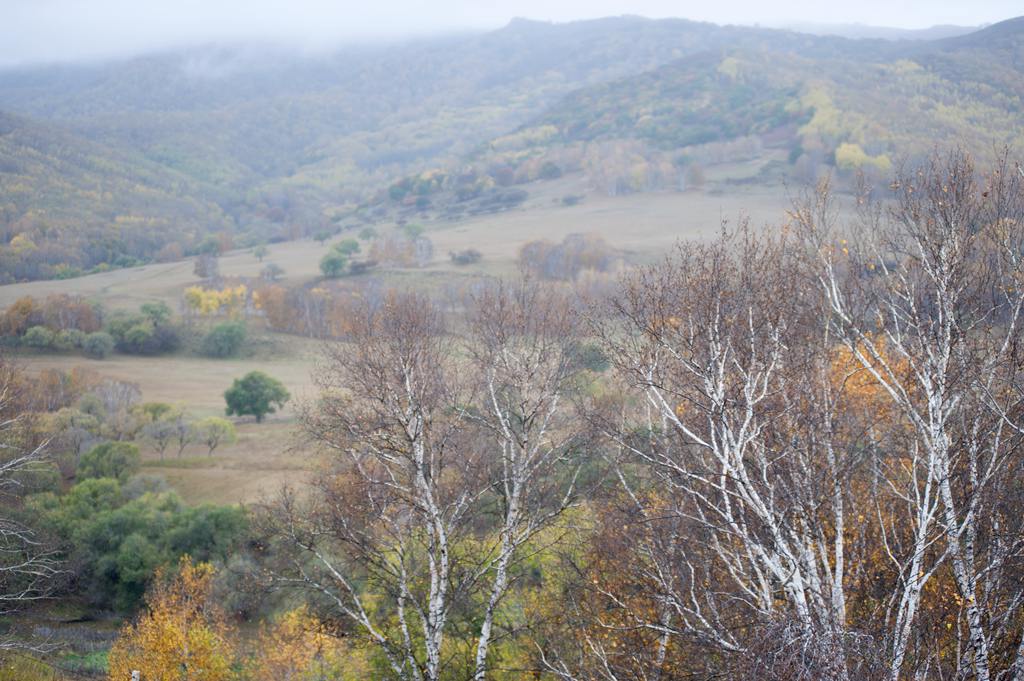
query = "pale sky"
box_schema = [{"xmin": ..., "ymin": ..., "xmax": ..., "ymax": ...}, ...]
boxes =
[{"xmin": 2, "ymin": 0, "xmax": 1020, "ymax": 66}]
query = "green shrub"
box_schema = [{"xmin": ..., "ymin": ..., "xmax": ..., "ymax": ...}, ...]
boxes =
[
  {"xmin": 23, "ymin": 325, "xmax": 55, "ymax": 349},
  {"xmin": 106, "ymin": 312, "xmax": 180, "ymax": 355},
  {"xmin": 53, "ymin": 264, "xmax": 84, "ymax": 280},
  {"xmin": 54, "ymin": 328, "xmax": 85, "ymax": 350},
  {"xmin": 140, "ymin": 301, "xmax": 172, "ymax": 325},
  {"xmin": 319, "ymin": 251, "xmax": 348, "ymax": 278},
  {"xmin": 82, "ymin": 332, "xmax": 115, "ymax": 359},
  {"xmin": 449, "ymin": 249, "xmax": 482, "ymax": 265},
  {"xmin": 200, "ymin": 321, "xmax": 247, "ymax": 358},
  {"xmin": 78, "ymin": 442, "xmax": 141, "ymax": 483},
  {"xmin": 333, "ymin": 238, "xmax": 361, "ymax": 255},
  {"xmin": 27, "ymin": 478, "xmax": 248, "ymax": 611}
]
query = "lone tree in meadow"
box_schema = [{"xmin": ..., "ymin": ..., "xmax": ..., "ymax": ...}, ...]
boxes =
[
  {"xmin": 319, "ymin": 251, "xmax": 347, "ymax": 278},
  {"xmin": 224, "ymin": 371, "xmax": 290, "ymax": 423}
]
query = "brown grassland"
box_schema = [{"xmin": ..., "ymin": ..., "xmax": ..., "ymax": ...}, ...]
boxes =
[{"xmin": 0, "ymin": 178, "xmax": 792, "ymax": 506}]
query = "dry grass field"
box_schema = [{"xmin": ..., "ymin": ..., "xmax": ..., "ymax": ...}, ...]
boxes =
[
  {"xmin": 0, "ymin": 180, "xmax": 794, "ymax": 309},
  {"xmin": 20, "ymin": 351, "xmax": 319, "ymax": 504},
  {"xmin": 142, "ymin": 420, "xmax": 309, "ymax": 506},
  {"xmin": 2, "ymin": 179, "xmax": 802, "ymax": 506},
  {"xmin": 429, "ymin": 185, "xmax": 791, "ymax": 267}
]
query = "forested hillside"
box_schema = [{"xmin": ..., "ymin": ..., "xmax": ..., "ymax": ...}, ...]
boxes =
[
  {"xmin": 0, "ymin": 16, "xmax": 1021, "ymax": 281},
  {"xmin": 0, "ymin": 110, "xmax": 231, "ymax": 281},
  {"xmin": 455, "ymin": 17, "xmax": 1024, "ymax": 195}
]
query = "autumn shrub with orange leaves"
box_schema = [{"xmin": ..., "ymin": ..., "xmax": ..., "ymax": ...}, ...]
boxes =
[
  {"xmin": 248, "ymin": 606, "xmax": 365, "ymax": 681},
  {"xmin": 107, "ymin": 557, "xmax": 236, "ymax": 681},
  {"xmin": 183, "ymin": 285, "xmax": 248, "ymax": 319},
  {"xmin": 107, "ymin": 558, "xmax": 368, "ymax": 681}
]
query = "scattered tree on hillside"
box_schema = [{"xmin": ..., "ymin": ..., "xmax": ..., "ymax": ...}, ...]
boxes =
[
  {"xmin": 143, "ymin": 419, "xmax": 176, "ymax": 462},
  {"xmin": 319, "ymin": 251, "xmax": 348, "ymax": 278},
  {"xmin": 224, "ymin": 372, "xmax": 290, "ymax": 423},
  {"xmin": 195, "ymin": 417, "xmax": 237, "ymax": 457},
  {"xmin": 260, "ymin": 263, "xmax": 284, "ymax": 282},
  {"xmin": 86, "ymin": 380, "xmax": 142, "ymax": 440},
  {"xmin": 171, "ymin": 410, "xmax": 196, "ymax": 458},
  {"xmin": 134, "ymin": 402, "xmax": 173, "ymax": 425},
  {"xmin": 194, "ymin": 254, "xmax": 220, "ymax": 281}
]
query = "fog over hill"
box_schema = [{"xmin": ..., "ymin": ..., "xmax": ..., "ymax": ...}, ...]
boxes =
[
  {"xmin": 0, "ymin": 14, "xmax": 1021, "ymax": 282},
  {"xmin": 779, "ymin": 22, "xmax": 982, "ymax": 41}
]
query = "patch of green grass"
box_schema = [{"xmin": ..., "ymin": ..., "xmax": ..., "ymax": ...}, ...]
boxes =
[
  {"xmin": 0, "ymin": 654, "xmax": 63, "ymax": 681},
  {"xmin": 142, "ymin": 456, "xmax": 218, "ymax": 469},
  {"xmin": 55, "ymin": 650, "xmax": 108, "ymax": 676}
]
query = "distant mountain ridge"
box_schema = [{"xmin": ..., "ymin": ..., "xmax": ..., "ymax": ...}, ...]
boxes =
[
  {"xmin": 781, "ymin": 22, "xmax": 981, "ymax": 41},
  {"xmin": 510, "ymin": 16, "xmax": 1024, "ymax": 150},
  {"xmin": 0, "ymin": 15, "xmax": 1021, "ymax": 281}
]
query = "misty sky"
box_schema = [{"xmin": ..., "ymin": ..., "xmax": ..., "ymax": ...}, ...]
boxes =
[{"xmin": 3, "ymin": 0, "xmax": 1021, "ymax": 66}]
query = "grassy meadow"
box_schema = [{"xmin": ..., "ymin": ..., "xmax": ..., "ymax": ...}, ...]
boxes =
[{"xmin": 0, "ymin": 179, "xmax": 795, "ymax": 508}]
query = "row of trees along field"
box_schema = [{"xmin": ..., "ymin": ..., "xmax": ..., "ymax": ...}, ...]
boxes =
[{"xmin": 2, "ymin": 149, "xmax": 1024, "ymax": 680}]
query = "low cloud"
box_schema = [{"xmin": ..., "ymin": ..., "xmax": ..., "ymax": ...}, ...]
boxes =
[{"xmin": 1, "ymin": 0, "xmax": 1018, "ymax": 67}]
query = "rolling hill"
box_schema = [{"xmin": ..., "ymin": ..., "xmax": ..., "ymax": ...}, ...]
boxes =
[
  {"xmin": 466, "ymin": 16, "xmax": 1024, "ymax": 188},
  {"xmin": 0, "ymin": 109, "xmax": 230, "ymax": 283},
  {"xmin": 0, "ymin": 15, "xmax": 1021, "ymax": 281},
  {"xmin": 363, "ymin": 16, "xmax": 1022, "ymax": 222}
]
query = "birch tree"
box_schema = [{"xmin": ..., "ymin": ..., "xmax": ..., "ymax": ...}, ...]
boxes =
[
  {"xmin": 464, "ymin": 278, "xmax": 583, "ymax": 679},
  {"xmin": 259, "ymin": 284, "xmax": 585, "ymax": 680},
  {"xmin": 262, "ymin": 291, "xmax": 473, "ymax": 681},
  {"xmin": 0, "ymin": 356, "xmax": 61, "ymax": 650},
  {"xmin": 795, "ymin": 150, "xmax": 1024, "ymax": 680},
  {"xmin": 585, "ymin": 224, "xmax": 868, "ymax": 679}
]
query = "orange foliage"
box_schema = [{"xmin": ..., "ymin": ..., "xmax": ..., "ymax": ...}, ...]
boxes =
[
  {"xmin": 107, "ymin": 557, "xmax": 235, "ymax": 681},
  {"xmin": 248, "ymin": 606, "xmax": 357, "ymax": 681}
]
